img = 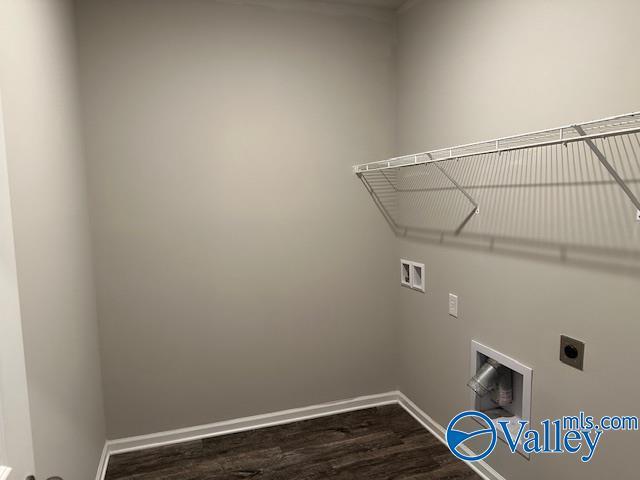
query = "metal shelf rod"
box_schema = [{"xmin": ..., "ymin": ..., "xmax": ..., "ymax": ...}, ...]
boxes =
[{"xmin": 353, "ymin": 112, "xmax": 640, "ymax": 174}]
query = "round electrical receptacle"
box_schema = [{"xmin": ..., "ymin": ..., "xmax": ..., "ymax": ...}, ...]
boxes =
[{"xmin": 564, "ymin": 344, "xmax": 579, "ymax": 359}]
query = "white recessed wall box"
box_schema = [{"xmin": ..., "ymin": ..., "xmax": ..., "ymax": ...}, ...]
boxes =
[
  {"xmin": 469, "ymin": 340, "xmax": 533, "ymax": 458},
  {"xmin": 400, "ymin": 259, "xmax": 425, "ymax": 292},
  {"xmin": 410, "ymin": 262, "xmax": 425, "ymax": 292},
  {"xmin": 400, "ymin": 259, "xmax": 412, "ymax": 288}
]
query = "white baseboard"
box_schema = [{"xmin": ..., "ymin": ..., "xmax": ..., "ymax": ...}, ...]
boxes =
[
  {"xmin": 97, "ymin": 391, "xmax": 399, "ymax": 480},
  {"xmin": 0, "ymin": 466, "xmax": 11, "ymax": 480},
  {"xmin": 397, "ymin": 392, "xmax": 507, "ymax": 480},
  {"xmin": 107, "ymin": 391, "xmax": 400, "ymax": 455},
  {"xmin": 96, "ymin": 391, "xmax": 506, "ymax": 480},
  {"xmin": 94, "ymin": 442, "xmax": 109, "ymax": 480}
]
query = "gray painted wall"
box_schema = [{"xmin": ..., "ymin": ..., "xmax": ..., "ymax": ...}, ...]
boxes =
[
  {"xmin": 75, "ymin": 0, "xmax": 398, "ymax": 438},
  {"xmin": 0, "ymin": 89, "xmax": 35, "ymax": 480},
  {"xmin": 3, "ymin": 2, "xmax": 638, "ymax": 479},
  {"xmin": 0, "ymin": 1, "xmax": 106, "ymax": 479},
  {"xmin": 396, "ymin": 1, "xmax": 640, "ymax": 479}
]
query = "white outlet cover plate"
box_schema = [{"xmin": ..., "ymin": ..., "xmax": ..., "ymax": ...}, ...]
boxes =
[{"xmin": 448, "ymin": 293, "xmax": 458, "ymax": 317}]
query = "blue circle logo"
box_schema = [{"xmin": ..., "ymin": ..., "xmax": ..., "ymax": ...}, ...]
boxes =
[{"xmin": 446, "ymin": 411, "xmax": 497, "ymax": 462}]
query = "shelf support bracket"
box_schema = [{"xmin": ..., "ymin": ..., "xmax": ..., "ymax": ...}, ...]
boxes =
[
  {"xmin": 573, "ymin": 125, "xmax": 640, "ymax": 212},
  {"xmin": 433, "ymin": 163, "xmax": 479, "ymax": 235},
  {"xmin": 357, "ymin": 173, "xmax": 401, "ymax": 233}
]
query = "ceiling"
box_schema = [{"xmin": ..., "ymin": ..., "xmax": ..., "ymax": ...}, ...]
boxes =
[{"xmin": 322, "ymin": 0, "xmax": 408, "ymax": 10}]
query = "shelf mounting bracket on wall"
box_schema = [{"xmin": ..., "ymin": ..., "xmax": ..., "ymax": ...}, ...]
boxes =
[
  {"xmin": 432, "ymin": 160, "xmax": 479, "ymax": 235},
  {"xmin": 573, "ymin": 124, "xmax": 640, "ymax": 213},
  {"xmin": 357, "ymin": 171, "xmax": 402, "ymax": 233}
]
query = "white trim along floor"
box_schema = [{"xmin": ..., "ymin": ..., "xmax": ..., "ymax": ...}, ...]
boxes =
[{"xmin": 97, "ymin": 391, "xmax": 507, "ymax": 480}]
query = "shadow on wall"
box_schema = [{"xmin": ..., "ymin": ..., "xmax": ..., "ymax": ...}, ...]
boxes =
[{"xmin": 359, "ymin": 133, "xmax": 640, "ymax": 276}]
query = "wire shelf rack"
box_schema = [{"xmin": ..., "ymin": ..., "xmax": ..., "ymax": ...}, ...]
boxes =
[
  {"xmin": 354, "ymin": 112, "xmax": 640, "ymax": 176},
  {"xmin": 354, "ymin": 112, "xmax": 640, "ymax": 260}
]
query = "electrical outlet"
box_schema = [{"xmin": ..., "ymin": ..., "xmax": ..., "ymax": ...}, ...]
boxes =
[
  {"xmin": 449, "ymin": 293, "xmax": 458, "ymax": 317},
  {"xmin": 560, "ymin": 335, "xmax": 585, "ymax": 371},
  {"xmin": 637, "ymin": 209, "xmax": 640, "ymax": 222}
]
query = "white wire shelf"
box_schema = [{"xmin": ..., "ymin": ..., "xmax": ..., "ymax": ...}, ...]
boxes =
[
  {"xmin": 354, "ymin": 111, "xmax": 640, "ymax": 217},
  {"xmin": 354, "ymin": 112, "xmax": 640, "ymax": 173}
]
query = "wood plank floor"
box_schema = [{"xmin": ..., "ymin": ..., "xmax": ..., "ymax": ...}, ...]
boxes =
[{"xmin": 105, "ymin": 405, "xmax": 481, "ymax": 479}]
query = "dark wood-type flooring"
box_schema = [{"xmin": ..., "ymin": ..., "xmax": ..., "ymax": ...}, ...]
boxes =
[{"xmin": 105, "ymin": 405, "xmax": 481, "ymax": 480}]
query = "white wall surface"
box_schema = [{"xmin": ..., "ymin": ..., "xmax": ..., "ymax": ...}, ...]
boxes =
[
  {"xmin": 395, "ymin": 1, "xmax": 640, "ymax": 479},
  {"xmin": 75, "ymin": 0, "xmax": 398, "ymax": 438},
  {"xmin": 0, "ymin": 1, "xmax": 106, "ymax": 478},
  {"xmin": 3, "ymin": 2, "xmax": 639, "ymax": 479},
  {"xmin": 0, "ymin": 91, "xmax": 35, "ymax": 480}
]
